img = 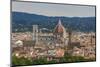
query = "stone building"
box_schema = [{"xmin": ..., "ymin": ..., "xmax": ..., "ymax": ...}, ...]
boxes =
[{"xmin": 33, "ymin": 19, "xmax": 68, "ymax": 46}]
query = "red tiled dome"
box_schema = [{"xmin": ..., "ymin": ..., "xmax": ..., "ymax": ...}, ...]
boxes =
[{"xmin": 54, "ymin": 19, "xmax": 65, "ymax": 33}]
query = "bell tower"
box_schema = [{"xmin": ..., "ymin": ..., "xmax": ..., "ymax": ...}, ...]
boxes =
[{"xmin": 33, "ymin": 25, "xmax": 38, "ymax": 44}]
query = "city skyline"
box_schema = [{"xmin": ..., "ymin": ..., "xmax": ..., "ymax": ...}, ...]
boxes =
[{"xmin": 12, "ymin": 1, "xmax": 96, "ymax": 66}]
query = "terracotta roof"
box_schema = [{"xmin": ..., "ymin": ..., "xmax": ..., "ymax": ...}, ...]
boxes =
[{"xmin": 54, "ymin": 19, "xmax": 65, "ymax": 33}]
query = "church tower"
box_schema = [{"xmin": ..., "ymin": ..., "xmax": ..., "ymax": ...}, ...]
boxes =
[{"xmin": 33, "ymin": 25, "xmax": 38, "ymax": 44}]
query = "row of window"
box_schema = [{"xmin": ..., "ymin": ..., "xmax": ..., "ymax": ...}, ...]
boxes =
[{"xmin": 38, "ymin": 37, "xmax": 54, "ymax": 41}]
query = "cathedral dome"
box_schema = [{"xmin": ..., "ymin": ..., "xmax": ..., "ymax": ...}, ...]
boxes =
[
  {"xmin": 54, "ymin": 19, "xmax": 67, "ymax": 39},
  {"xmin": 54, "ymin": 19, "xmax": 65, "ymax": 34}
]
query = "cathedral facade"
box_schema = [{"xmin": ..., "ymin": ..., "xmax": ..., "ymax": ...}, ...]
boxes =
[{"xmin": 33, "ymin": 19, "xmax": 69, "ymax": 46}]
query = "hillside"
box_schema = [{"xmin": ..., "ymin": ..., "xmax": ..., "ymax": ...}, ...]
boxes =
[{"xmin": 12, "ymin": 12, "xmax": 96, "ymax": 32}]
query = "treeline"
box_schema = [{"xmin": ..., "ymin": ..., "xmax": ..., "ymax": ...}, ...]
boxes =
[
  {"xmin": 12, "ymin": 55, "xmax": 95, "ymax": 66},
  {"xmin": 12, "ymin": 12, "xmax": 96, "ymax": 32}
]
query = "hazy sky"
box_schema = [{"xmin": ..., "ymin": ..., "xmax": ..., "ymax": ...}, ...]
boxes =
[{"xmin": 12, "ymin": 1, "xmax": 95, "ymax": 17}]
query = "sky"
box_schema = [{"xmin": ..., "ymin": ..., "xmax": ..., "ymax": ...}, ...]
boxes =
[{"xmin": 12, "ymin": 1, "xmax": 96, "ymax": 17}]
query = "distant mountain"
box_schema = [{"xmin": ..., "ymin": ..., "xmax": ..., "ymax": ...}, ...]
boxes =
[{"xmin": 12, "ymin": 12, "xmax": 96, "ymax": 32}]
